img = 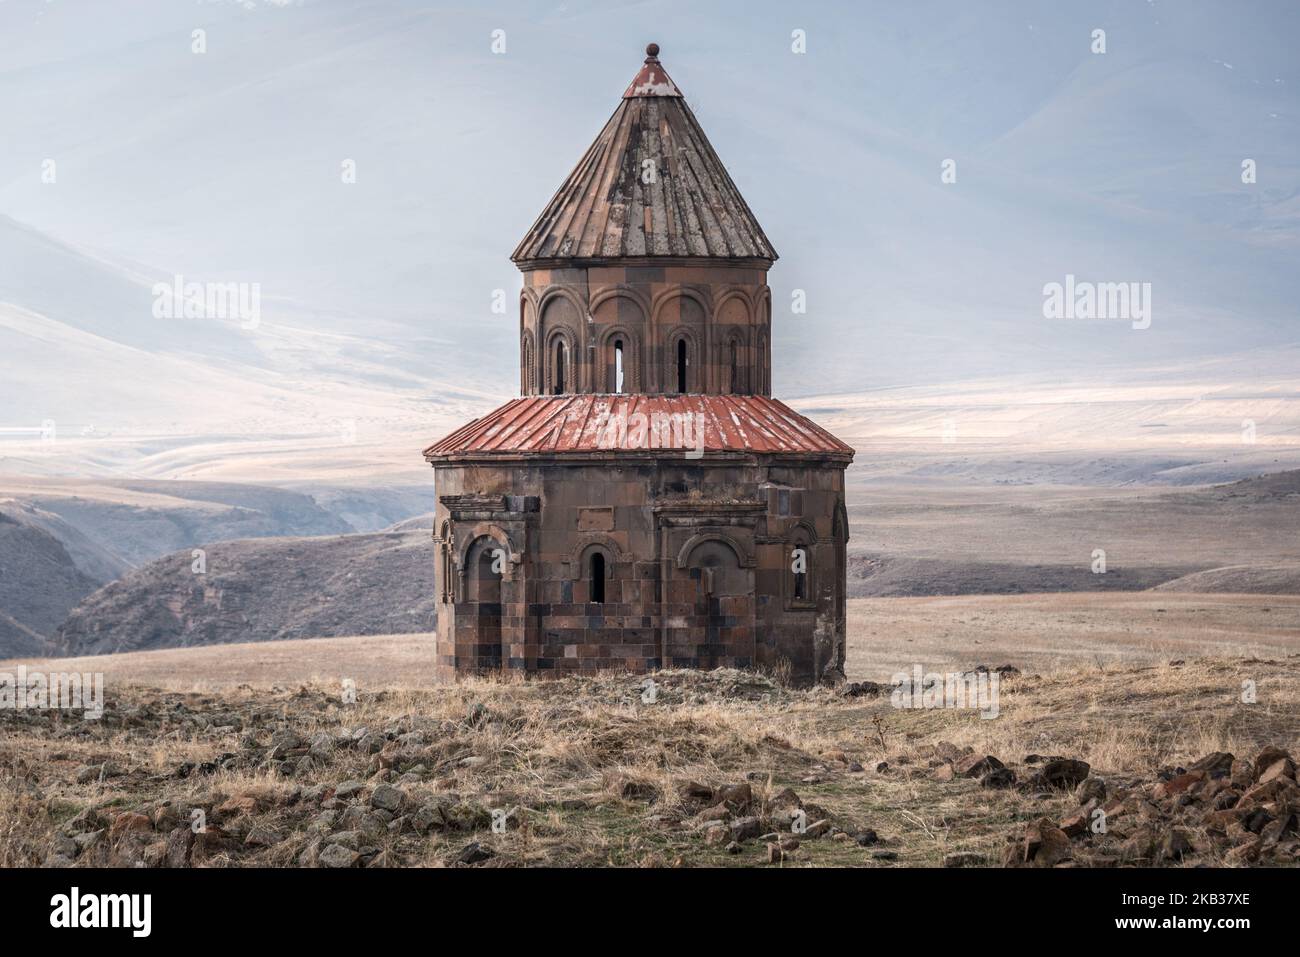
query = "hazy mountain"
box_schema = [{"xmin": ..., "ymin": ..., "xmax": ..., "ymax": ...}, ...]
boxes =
[{"xmin": 1, "ymin": 0, "xmax": 1295, "ymax": 402}]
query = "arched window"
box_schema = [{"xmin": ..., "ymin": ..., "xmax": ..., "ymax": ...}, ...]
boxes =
[
  {"xmin": 589, "ymin": 552, "xmax": 605, "ymax": 603},
  {"xmin": 614, "ymin": 339, "xmax": 624, "ymax": 394},
  {"xmin": 788, "ymin": 537, "xmax": 814, "ymax": 609},
  {"xmin": 521, "ymin": 338, "xmax": 534, "ymax": 395},
  {"xmin": 553, "ymin": 340, "xmax": 566, "ymax": 395},
  {"xmin": 729, "ymin": 339, "xmax": 739, "ymax": 393},
  {"xmin": 676, "ymin": 339, "xmax": 688, "ymax": 394},
  {"xmin": 439, "ymin": 521, "xmax": 453, "ymax": 603}
]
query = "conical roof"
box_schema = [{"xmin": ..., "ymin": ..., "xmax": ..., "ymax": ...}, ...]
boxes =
[{"xmin": 511, "ymin": 44, "xmax": 777, "ymax": 264}]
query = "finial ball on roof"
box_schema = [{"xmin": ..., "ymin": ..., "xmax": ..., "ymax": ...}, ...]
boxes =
[{"xmin": 645, "ymin": 42, "xmax": 659, "ymax": 58}]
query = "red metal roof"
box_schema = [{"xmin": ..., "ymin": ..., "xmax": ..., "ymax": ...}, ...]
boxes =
[{"xmin": 423, "ymin": 395, "xmax": 854, "ymax": 461}]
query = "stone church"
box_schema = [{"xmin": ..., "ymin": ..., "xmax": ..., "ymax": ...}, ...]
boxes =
[{"xmin": 423, "ymin": 44, "xmax": 854, "ymax": 686}]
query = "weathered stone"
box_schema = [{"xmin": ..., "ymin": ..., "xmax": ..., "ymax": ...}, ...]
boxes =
[
  {"xmin": 804, "ymin": 819, "xmax": 832, "ymax": 839},
  {"xmin": 1077, "ymin": 777, "xmax": 1107, "ymax": 805},
  {"xmin": 216, "ymin": 794, "xmax": 260, "ymax": 818},
  {"xmin": 1153, "ymin": 770, "xmax": 1206, "ymax": 801},
  {"xmin": 444, "ymin": 802, "xmax": 492, "ymax": 831},
  {"xmin": 318, "ymin": 843, "xmax": 360, "ymax": 868},
  {"xmin": 679, "ymin": 781, "xmax": 713, "ymax": 803},
  {"xmin": 334, "ymin": 780, "xmax": 365, "ymax": 800},
  {"xmin": 1060, "ymin": 811, "xmax": 1089, "ymax": 837},
  {"xmin": 1189, "ymin": 752, "xmax": 1235, "ymax": 778},
  {"xmin": 696, "ymin": 803, "xmax": 731, "ymax": 824},
  {"xmin": 1024, "ymin": 818, "xmax": 1072, "ymax": 867},
  {"xmin": 954, "ymin": 754, "xmax": 1004, "ymax": 779},
  {"xmin": 165, "ymin": 827, "xmax": 194, "ymax": 867},
  {"xmin": 109, "ymin": 812, "xmax": 152, "ymax": 838},
  {"xmin": 980, "ymin": 767, "xmax": 1017, "ymax": 789},
  {"xmin": 1033, "ymin": 759, "xmax": 1091, "ymax": 791},
  {"xmin": 729, "ymin": 816, "xmax": 762, "ymax": 842},
  {"xmin": 369, "ymin": 783, "xmax": 405, "ymax": 812},
  {"xmin": 1258, "ymin": 758, "xmax": 1296, "ymax": 786},
  {"xmin": 768, "ymin": 786, "xmax": 801, "ymax": 810},
  {"xmin": 1253, "ymin": 746, "xmax": 1292, "ymax": 780},
  {"xmin": 1159, "ymin": 829, "xmax": 1193, "ymax": 862},
  {"xmin": 457, "ymin": 842, "xmax": 494, "ymax": 865},
  {"xmin": 711, "ymin": 782, "xmax": 752, "ymax": 809},
  {"xmin": 704, "ymin": 824, "xmax": 729, "ymax": 846}
]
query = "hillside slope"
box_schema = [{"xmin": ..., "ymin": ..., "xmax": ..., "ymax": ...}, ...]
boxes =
[
  {"xmin": 55, "ymin": 528, "xmax": 436, "ymax": 656},
  {"xmin": 0, "ymin": 506, "xmax": 100, "ymax": 656}
]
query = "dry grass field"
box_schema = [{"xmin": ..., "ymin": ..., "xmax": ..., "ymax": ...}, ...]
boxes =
[
  {"xmin": 848, "ymin": 593, "xmax": 1300, "ymax": 678},
  {"xmin": 2, "ymin": 594, "xmax": 1297, "ymax": 869}
]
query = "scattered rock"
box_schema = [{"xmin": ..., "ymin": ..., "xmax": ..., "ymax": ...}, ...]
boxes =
[
  {"xmin": 729, "ymin": 816, "xmax": 762, "ymax": 843},
  {"xmin": 804, "ymin": 819, "xmax": 832, "ymax": 839},
  {"xmin": 369, "ymin": 783, "xmax": 405, "ymax": 812},
  {"xmin": 980, "ymin": 768, "xmax": 1017, "ymax": 789},
  {"xmin": 711, "ymin": 782, "xmax": 751, "ymax": 809},
  {"xmin": 1031, "ymin": 759, "xmax": 1091, "ymax": 791},
  {"xmin": 457, "ymin": 842, "xmax": 494, "ymax": 865},
  {"xmin": 318, "ymin": 843, "xmax": 360, "ymax": 868},
  {"xmin": 679, "ymin": 781, "xmax": 713, "ymax": 803},
  {"xmin": 954, "ymin": 754, "xmax": 1004, "ymax": 779},
  {"xmin": 1189, "ymin": 752, "xmax": 1235, "ymax": 779},
  {"xmin": 109, "ymin": 812, "xmax": 152, "ymax": 838},
  {"xmin": 1077, "ymin": 777, "xmax": 1107, "ymax": 805}
]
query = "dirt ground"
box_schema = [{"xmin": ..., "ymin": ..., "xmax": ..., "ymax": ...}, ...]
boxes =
[{"xmin": 1, "ymin": 594, "xmax": 1296, "ymax": 869}]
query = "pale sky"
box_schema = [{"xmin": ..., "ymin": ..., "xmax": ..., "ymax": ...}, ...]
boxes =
[{"xmin": 1, "ymin": 0, "xmax": 1297, "ymax": 400}]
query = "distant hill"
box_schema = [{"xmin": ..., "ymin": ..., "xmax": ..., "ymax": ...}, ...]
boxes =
[
  {"xmin": 0, "ymin": 477, "xmax": 356, "ymax": 570},
  {"xmin": 1154, "ymin": 564, "xmax": 1300, "ymax": 595},
  {"xmin": 0, "ymin": 478, "xmax": 433, "ymax": 658},
  {"xmin": 0, "ymin": 506, "xmax": 101, "ymax": 656},
  {"xmin": 55, "ymin": 528, "xmax": 436, "ymax": 657}
]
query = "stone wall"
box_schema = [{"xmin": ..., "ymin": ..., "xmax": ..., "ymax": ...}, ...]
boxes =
[
  {"xmin": 519, "ymin": 262, "xmax": 773, "ymax": 397},
  {"xmin": 431, "ymin": 455, "xmax": 847, "ymax": 686}
]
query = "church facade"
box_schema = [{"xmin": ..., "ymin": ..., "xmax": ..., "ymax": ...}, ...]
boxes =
[{"xmin": 423, "ymin": 45, "xmax": 854, "ymax": 686}]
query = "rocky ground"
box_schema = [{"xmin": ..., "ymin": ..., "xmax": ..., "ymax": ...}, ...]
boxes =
[{"xmin": 0, "ymin": 657, "xmax": 1296, "ymax": 868}]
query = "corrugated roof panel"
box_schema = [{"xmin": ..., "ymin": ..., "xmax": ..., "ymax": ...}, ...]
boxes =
[{"xmin": 423, "ymin": 395, "xmax": 854, "ymax": 460}]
